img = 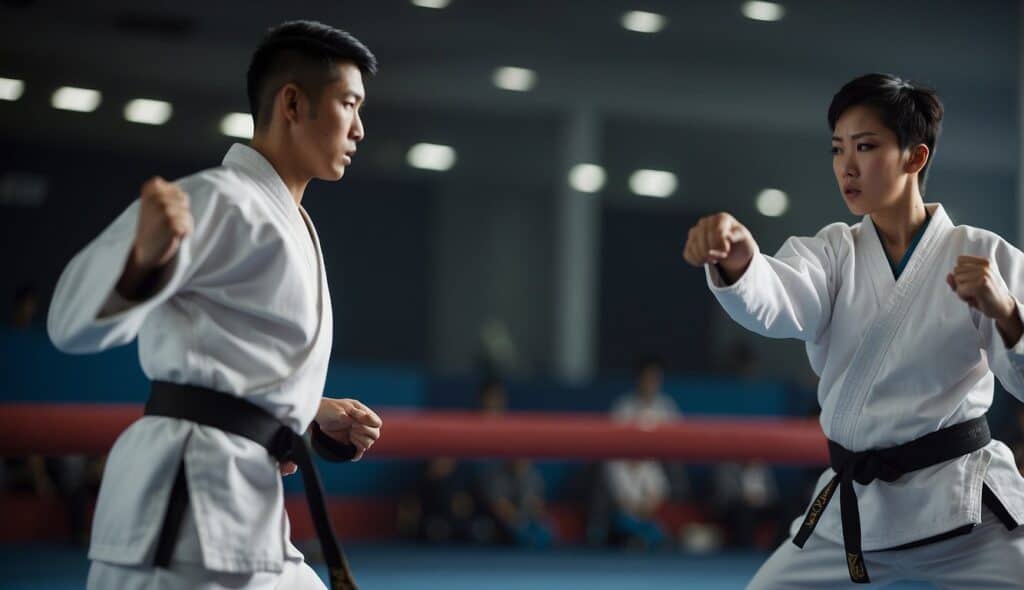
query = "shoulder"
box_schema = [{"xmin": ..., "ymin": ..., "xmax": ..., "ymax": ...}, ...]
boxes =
[
  {"xmin": 949, "ymin": 223, "xmax": 1006, "ymax": 249},
  {"xmin": 948, "ymin": 223, "xmax": 1022, "ymax": 263},
  {"xmin": 777, "ymin": 221, "xmax": 853, "ymax": 263},
  {"xmin": 818, "ymin": 220, "xmax": 857, "ymax": 250},
  {"xmin": 173, "ymin": 166, "xmax": 270, "ymax": 226}
]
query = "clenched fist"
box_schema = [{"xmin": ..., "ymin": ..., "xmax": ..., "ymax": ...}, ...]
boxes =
[
  {"xmin": 279, "ymin": 398, "xmax": 383, "ymax": 474},
  {"xmin": 682, "ymin": 213, "xmax": 759, "ymax": 283},
  {"xmin": 115, "ymin": 177, "xmax": 193, "ymax": 300},
  {"xmin": 132, "ymin": 177, "xmax": 193, "ymax": 270},
  {"xmin": 947, "ymin": 255, "xmax": 1023, "ymax": 346},
  {"xmin": 314, "ymin": 397, "xmax": 383, "ymax": 462}
]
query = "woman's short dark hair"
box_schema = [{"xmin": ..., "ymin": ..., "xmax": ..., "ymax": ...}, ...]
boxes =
[
  {"xmin": 247, "ymin": 20, "xmax": 378, "ymax": 128},
  {"xmin": 828, "ymin": 73, "xmax": 944, "ymax": 189}
]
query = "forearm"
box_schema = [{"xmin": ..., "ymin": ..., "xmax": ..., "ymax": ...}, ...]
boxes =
[
  {"xmin": 708, "ymin": 254, "xmax": 828, "ymax": 341},
  {"xmin": 114, "ymin": 249, "xmax": 165, "ymax": 301},
  {"xmin": 996, "ymin": 304, "xmax": 1024, "ymax": 349},
  {"xmin": 716, "ymin": 258, "xmax": 753, "ymax": 286}
]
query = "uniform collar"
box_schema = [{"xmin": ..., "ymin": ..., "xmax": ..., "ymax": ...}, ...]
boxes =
[{"xmin": 222, "ymin": 143, "xmax": 295, "ymax": 208}]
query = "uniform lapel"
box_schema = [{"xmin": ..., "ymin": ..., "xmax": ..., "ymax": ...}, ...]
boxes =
[{"xmin": 829, "ymin": 205, "xmax": 951, "ymax": 448}]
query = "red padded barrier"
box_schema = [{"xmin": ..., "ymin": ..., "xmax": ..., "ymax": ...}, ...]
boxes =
[{"xmin": 0, "ymin": 404, "xmax": 828, "ymax": 464}]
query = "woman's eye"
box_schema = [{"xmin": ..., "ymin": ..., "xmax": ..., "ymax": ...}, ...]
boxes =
[
  {"xmin": 830, "ymin": 146, "xmax": 840, "ymax": 155},
  {"xmin": 857, "ymin": 143, "xmax": 875, "ymax": 152}
]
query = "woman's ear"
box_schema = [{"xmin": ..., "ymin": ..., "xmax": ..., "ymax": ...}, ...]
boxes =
[{"xmin": 905, "ymin": 143, "xmax": 930, "ymax": 176}]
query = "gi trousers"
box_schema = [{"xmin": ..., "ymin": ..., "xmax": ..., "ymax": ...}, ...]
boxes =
[{"xmin": 749, "ymin": 506, "xmax": 1024, "ymax": 589}]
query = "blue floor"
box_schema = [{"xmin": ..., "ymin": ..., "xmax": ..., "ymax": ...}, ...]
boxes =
[{"xmin": 0, "ymin": 544, "xmax": 936, "ymax": 589}]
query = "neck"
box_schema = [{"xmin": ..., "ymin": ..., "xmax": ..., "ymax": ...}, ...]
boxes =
[
  {"xmin": 869, "ymin": 184, "xmax": 928, "ymax": 251},
  {"xmin": 249, "ymin": 134, "xmax": 309, "ymax": 206}
]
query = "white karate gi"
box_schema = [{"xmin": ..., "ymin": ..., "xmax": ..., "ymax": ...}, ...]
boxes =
[
  {"xmin": 706, "ymin": 204, "xmax": 1024, "ymax": 588},
  {"xmin": 48, "ymin": 144, "xmax": 333, "ymax": 588}
]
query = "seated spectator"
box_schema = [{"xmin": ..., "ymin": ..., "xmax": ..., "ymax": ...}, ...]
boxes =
[
  {"xmin": 711, "ymin": 460, "xmax": 780, "ymax": 549},
  {"xmin": 471, "ymin": 378, "xmax": 553, "ymax": 548},
  {"xmin": 604, "ymin": 459, "xmax": 668, "ymax": 550},
  {"xmin": 398, "ymin": 457, "xmax": 477, "ymax": 543},
  {"xmin": 611, "ymin": 355, "xmax": 680, "ymax": 426},
  {"xmin": 474, "ymin": 458, "xmax": 553, "ymax": 549}
]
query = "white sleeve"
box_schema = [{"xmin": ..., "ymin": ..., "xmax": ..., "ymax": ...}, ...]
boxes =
[
  {"xmin": 977, "ymin": 239, "xmax": 1024, "ymax": 402},
  {"xmin": 46, "ymin": 179, "xmax": 235, "ymax": 354},
  {"xmin": 705, "ymin": 228, "xmax": 837, "ymax": 342}
]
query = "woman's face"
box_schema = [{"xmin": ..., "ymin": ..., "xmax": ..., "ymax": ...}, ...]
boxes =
[{"xmin": 831, "ymin": 105, "xmax": 921, "ymax": 217}]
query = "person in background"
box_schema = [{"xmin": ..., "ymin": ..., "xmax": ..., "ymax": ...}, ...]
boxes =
[{"xmin": 471, "ymin": 378, "xmax": 554, "ymax": 549}]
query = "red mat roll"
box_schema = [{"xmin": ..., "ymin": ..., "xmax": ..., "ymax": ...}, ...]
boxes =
[{"xmin": 0, "ymin": 404, "xmax": 827, "ymax": 464}]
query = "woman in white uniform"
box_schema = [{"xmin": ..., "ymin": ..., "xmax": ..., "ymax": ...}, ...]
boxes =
[
  {"xmin": 48, "ymin": 21, "xmax": 382, "ymax": 590},
  {"xmin": 683, "ymin": 73, "xmax": 1024, "ymax": 587}
]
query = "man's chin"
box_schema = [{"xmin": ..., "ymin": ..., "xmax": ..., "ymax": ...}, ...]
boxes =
[{"xmin": 319, "ymin": 166, "xmax": 346, "ymax": 182}]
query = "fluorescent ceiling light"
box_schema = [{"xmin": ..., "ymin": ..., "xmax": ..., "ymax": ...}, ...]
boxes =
[
  {"xmin": 629, "ymin": 169, "xmax": 677, "ymax": 198},
  {"xmin": 493, "ymin": 66, "xmax": 537, "ymax": 92},
  {"xmin": 755, "ymin": 188, "xmax": 789, "ymax": 216},
  {"xmin": 407, "ymin": 143, "xmax": 456, "ymax": 171},
  {"xmin": 568, "ymin": 164, "xmax": 606, "ymax": 193},
  {"xmin": 0, "ymin": 77, "xmax": 25, "ymax": 101},
  {"xmin": 742, "ymin": 1, "xmax": 785, "ymax": 22},
  {"xmin": 621, "ymin": 10, "xmax": 667, "ymax": 33},
  {"xmin": 51, "ymin": 86, "xmax": 101, "ymax": 112},
  {"xmin": 411, "ymin": 0, "xmax": 450, "ymax": 8},
  {"xmin": 220, "ymin": 112, "xmax": 254, "ymax": 139},
  {"xmin": 124, "ymin": 98, "xmax": 173, "ymax": 125}
]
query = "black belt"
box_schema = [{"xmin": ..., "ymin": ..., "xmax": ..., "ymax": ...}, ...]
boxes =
[
  {"xmin": 793, "ymin": 416, "xmax": 991, "ymax": 584},
  {"xmin": 145, "ymin": 380, "xmax": 360, "ymax": 590}
]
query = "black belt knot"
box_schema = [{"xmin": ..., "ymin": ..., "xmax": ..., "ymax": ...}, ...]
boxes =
[
  {"xmin": 144, "ymin": 380, "xmax": 360, "ymax": 590},
  {"xmin": 835, "ymin": 447, "xmax": 904, "ymax": 485},
  {"xmin": 792, "ymin": 416, "xmax": 990, "ymax": 584}
]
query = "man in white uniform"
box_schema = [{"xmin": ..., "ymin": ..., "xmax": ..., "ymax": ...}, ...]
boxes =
[
  {"xmin": 684, "ymin": 73, "xmax": 1024, "ymax": 587},
  {"xmin": 48, "ymin": 21, "xmax": 383, "ymax": 590}
]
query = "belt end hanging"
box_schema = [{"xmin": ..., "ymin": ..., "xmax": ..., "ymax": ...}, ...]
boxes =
[{"xmin": 846, "ymin": 551, "xmax": 870, "ymax": 584}]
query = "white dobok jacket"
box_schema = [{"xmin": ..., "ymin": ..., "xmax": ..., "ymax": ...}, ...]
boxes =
[
  {"xmin": 706, "ymin": 204, "xmax": 1024, "ymax": 550},
  {"xmin": 49, "ymin": 144, "xmax": 332, "ymax": 573}
]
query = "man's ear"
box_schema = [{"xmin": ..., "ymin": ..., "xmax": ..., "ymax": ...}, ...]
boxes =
[{"xmin": 278, "ymin": 83, "xmax": 304, "ymax": 125}]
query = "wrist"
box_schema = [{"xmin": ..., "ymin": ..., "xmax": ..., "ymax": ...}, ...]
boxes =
[
  {"xmin": 314, "ymin": 397, "xmax": 330, "ymax": 422},
  {"xmin": 1001, "ymin": 295, "xmax": 1019, "ymax": 323},
  {"xmin": 719, "ymin": 256, "xmax": 753, "ymax": 285},
  {"xmin": 995, "ymin": 296, "xmax": 1023, "ymax": 348},
  {"xmin": 115, "ymin": 254, "xmax": 163, "ymax": 301},
  {"xmin": 115, "ymin": 252, "xmax": 145, "ymax": 300}
]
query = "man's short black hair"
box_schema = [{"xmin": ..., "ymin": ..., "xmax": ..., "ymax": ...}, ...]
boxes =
[
  {"xmin": 247, "ymin": 20, "xmax": 378, "ymax": 128},
  {"xmin": 828, "ymin": 73, "xmax": 944, "ymax": 190}
]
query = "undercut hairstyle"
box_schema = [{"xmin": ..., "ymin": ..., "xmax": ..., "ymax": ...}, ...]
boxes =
[
  {"xmin": 247, "ymin": 20, "xmax": 378, "ymax": 128},
  {"xmin": 828, "ymin": 73, "xmax": 944, "ymax": 189}
]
